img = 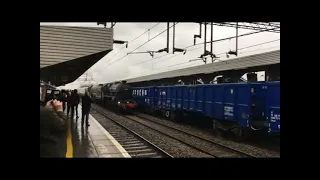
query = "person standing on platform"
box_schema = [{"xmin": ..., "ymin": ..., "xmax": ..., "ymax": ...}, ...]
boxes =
[
  {"xmin": 81, "ymin": 91, "xmax": 92, "ymax": 127},
  {"xmin": 58, "ymin": 90, "xmax": 67, "ymax": 112},
  {"xmin": 40, "ymin": 88, "xmax": 68, "ymax": 157},
  {"xmin": 71, "ymin": 89, "xmax": 80, "ymax": 119},
  {"xmin": 66, "ymin": 91, "xmax": 72, "ymax": 117}
]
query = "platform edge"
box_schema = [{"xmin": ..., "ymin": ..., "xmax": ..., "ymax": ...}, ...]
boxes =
[{"xmin": 89, "ymin": 114, "xmax": 131, "ymax": 158}]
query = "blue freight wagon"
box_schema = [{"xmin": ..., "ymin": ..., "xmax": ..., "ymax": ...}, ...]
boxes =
[
  {"xmin": 264, "ymin": 81, "xmax": 280, "ymax": 134},
  {"xmin": 132, "ymin": 82, "xmax": 280, "ymax": 138},
  {"xmin": 208, "ymin": 83, "xmax": 267, "ymax": 138},
  {"xmin": 133, "ymin": 86, "xmax": 158, "ymax": 114}
]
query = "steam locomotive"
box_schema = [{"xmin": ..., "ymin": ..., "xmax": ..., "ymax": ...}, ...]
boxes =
[{"xmin": 88, "ymin": 81, "xmax": 137, "ymax": 113}]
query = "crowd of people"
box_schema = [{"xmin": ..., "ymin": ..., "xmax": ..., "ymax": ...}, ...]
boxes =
[{"xmin": 40, "ymin": 87, "xmax": 92, "ymax": 157}]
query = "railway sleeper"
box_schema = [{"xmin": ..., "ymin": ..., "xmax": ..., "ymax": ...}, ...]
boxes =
[
  {"xmin": 152, "ymin": 156, "xmax": 164, "ymax": 158},
  {"xmin": 130, "ymin": 152, "xmax": 158, "ymax": 157},
  {"xmin": 121, "ymin": 140, "xmax": 141, "ymax": 144},
  {"xmin": 116, "ymin": 138, "xmax": 138, "ymax": 142},
  {"xmin": 122, "ymin": 143, "xmax": 145, "ymax": 147},
  {"xmin": 219, "ymin": 154, "xmax": 243, "ymax": 158},
  {"xmin": 108, "ymin": 133, "xmax": 127, "ymax": 136},
  {"xmin": 124, "ymin": 146, "xmax": 149, "ymax": 150},
  {"xmin": 109, "ymin": 135, "xmax": 123, "ymax": 139},
  {"xmin": 126, "ymin": 149, "xmax": 154, "ymax": 154},
  {"xmin": 111, "ymin": 134, "xmax": 134, "ymax": 139},
  {"xmin": 108, "ymin": 130, "xmax": 123, "ymax": 134}
]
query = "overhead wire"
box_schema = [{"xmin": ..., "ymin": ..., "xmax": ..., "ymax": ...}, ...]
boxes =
[
  {"xmin": 107, "ymin": 22, "xmax": 178, "ymax": 67},
  {"xmin": 98, "ymin": 24, "xmax": 279, "ymax": 82},
  {"xmin": 157, "ymin": 45, "xmax": 280, "ymax": 73},
  {"xmin": 128, "ymin": 22, "xmax": 178, "ymax": 53},
  {"xmin": 172, "ymin": 45, "xmax": 280, "ymax": 70},
  {"xmin": 129, "ymin": 39, "xmax": 280, "ymax": 78},
  {"xmin": 141, "ymin": 46, "xmax": 280, "ymax": 77},
  {"xmin": 157, "ymin": 42, "xmax": 280, "ymax": 72},
  {"xmin": 171, "ymin": 45, "xmax": 280, "ymax": 72},
  {"xmin": 185, "ymin": 27, "xmax": 279, "ymax": 48},
  {"xmin": 132, "ymin": 28, "xmax": 279, "ymax": 67},
  {"xmin": 130, "ymin": 23, "xmax": 161, "ymax": 43},
  {"xmin": 103, "ymin": 22, "xmax": 161, "ymax": 64}
]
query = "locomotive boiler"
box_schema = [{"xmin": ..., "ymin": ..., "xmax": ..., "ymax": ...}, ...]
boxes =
[{"xmin": 89, "ymin": 81, "xmax": 137, "ymax": 113}]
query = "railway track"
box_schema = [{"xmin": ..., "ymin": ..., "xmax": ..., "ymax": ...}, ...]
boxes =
[
  {"xmin": 93, "ymin": 104, "xmax": 256, "ymax": 157},
  {"xmin": 125, "ymin": 114, "xmax": 257, "ymax": 158},
  {"xmin": 91, "ymin": 108, "xmax": 173, "ymax": 158}
]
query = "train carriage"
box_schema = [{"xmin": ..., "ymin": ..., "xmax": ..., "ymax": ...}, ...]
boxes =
[
  {"xmin": 132, "ymin": 81, "xmax": 280, "ymax": 139},
  {"xmin": 89, "ymin": 84, "xmax": 104, "ymax": 102},
  {"xmin": 265, "ymin": 81, "xmax": 280, "ymax": 134}
]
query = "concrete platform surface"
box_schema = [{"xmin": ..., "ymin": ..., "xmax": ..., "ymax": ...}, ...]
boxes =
[{"xmin": 68, "ymin": 105, "xmax": 131, "ymax": 158}]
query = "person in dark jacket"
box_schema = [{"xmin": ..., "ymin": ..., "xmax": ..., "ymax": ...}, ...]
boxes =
[
  {"xmin": 66, "ymin": 91, "xmax": 72, "ymax": 117},
  {"xmin": 40, "ymin": 89, "xmax": 68, "ymax": 157},
  {"xmin": 81, "ymin": 91, "xmax": 92, "ymax": 127},
  {"xmin": 71, "ymin": 89, "xmax": 80, "ymax": 119},
  {"xmin": 58, "ymin": 90, "xmax": 67, "ymax": 112}
]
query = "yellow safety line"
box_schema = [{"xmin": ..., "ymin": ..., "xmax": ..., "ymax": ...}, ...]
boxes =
[{"xmin": 66, "ymin": 118, "xmax": 73, "ymax": 158}]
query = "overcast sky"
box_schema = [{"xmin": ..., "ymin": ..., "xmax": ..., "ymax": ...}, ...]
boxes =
[{"xmin": 40, "ymin": 22, "xmax": 280, "ymax": 89}]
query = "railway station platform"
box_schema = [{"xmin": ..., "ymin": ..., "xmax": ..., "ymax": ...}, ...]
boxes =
[{"xmin": 66, "ymin": 106, "xmax": 131, "ymax": 158}]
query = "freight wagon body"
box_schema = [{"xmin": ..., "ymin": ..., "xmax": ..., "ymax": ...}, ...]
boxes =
[
  {"xmin": 133, "ymin": 82, "xmax": 280, "ymax": 138},
  {"xmin": 264, "ymin": 81, "xmax": 280, "ymax": 134}
]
